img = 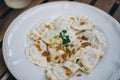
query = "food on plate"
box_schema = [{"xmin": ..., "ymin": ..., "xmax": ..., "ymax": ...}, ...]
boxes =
[
  {"xmin": 46, "ymin": 61, "xmax": 80, "ymax": 80},
  {"xmin": 26, "ymin": 16, "xmax": 107, "ymax": 80}
]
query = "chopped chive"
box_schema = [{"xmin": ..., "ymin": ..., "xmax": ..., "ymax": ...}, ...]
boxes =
[
  {"xmin": 62, "ymin": 30, "xmax": 67, "ymax": 33},
  {"xmin": 59, "ymin": 30, "xmax": 71, "ymax": 46}
]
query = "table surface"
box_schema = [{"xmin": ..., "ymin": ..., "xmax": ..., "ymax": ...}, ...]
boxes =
[{"xmin": 0, "ymin": 0, "xmax": 120, "ymax": 80}]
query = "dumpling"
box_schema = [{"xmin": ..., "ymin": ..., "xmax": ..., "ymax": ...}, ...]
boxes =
[
  {"xmin": 63, "ymin": 61, "xmax": 80, "ymax": 74},
  {"xmin": 76, "ymin": 30, "xmax": 107, "ymax": 49},
  {"xmin": 26, "ymin": 16, "xmax": 107, "ymax": 79},
  {"xmin": 70, "ymin": 17, "xmax": 95, "ymax": 32},
  {"xmin": 46, "ymin": 65, "xmax": 58, "ymax": 80},
  {"xmin": 68, "ymin": 46, "xmax": 104, "ymax": 73},
  {"xmin": 79, "ymin": 47, "xmax": 104, "ymax": 73},
  {"xmin": 29, "ymin": 20, "xmax": 54, "ymax": 40},
  {"xmin": 25, "ymin": 40, "xmax": 48, "ymax": 67},
  {"xmin": 52, "ymin": 17, "xmax": 73, "ymax": 30},
  {"xmin": 53, "ymin": 62, "xmax": 80, "ymax": 80},
  {"xmin": 29, "ymin": 29, "xmax": 41, "ymax": 40},
  {"xmin": 46, "ymin": 61, "xmax": 80, "ymax": 80},
  {"xmin": 52, "ymin": 64, "xmax": 69, "ymax": 80},
  {"xmin": 90, "ymin": 30, "xmax": 107, "ymax": 49}
]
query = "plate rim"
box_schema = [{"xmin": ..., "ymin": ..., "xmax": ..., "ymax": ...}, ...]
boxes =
[{"xmin": 2, "ymin": 1, "xmax": 120, "ymax": 80}]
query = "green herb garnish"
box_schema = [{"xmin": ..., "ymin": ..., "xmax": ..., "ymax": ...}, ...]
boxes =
[
  {"xmin": 62, "ymin": 30, "xmax": 67, "ymax": 33},
  {"xmin": 59, "ymin": 30, "xmax": 71, "ymax": 45}
]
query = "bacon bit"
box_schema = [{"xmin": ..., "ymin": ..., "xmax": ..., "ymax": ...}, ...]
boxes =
[
  {"xmin": 68, "ymin": 50, "xmax": 73, "ymax": 57},
  {"xmin": 81, "ymin": 36, "xmax": 88, "ymax": 40},
  {"xmin": 77, "ymin": 37, "xmax": 82, "ymax": 42},
  {"xmin": 72, "ymin": 49, "xmax": 75, "ymax": 54},
  {"xmin": 80, "ymin": 21, "xmax": 85, "ymax": 25},
  {"xmin": 36, "ymin": 41, "xmax": 40, "ymax": 43},
  {"xmin": 70, "ymin": 17, "xmax": 75, "ymax": 20},
  {"xmin": 42, "ymin": 51, "xmax": 49, "ymax": 57},
  {"xmin": 62, "ymin": 53, "xmax": 68, "ymax": 60},
  {"xmin": 66, "ymin": 49, "xmax": 71, "ymax": 57},
  {"xmin": 62, "ymin": 66, "xmax": 73, "ymax": 76},
  {"xmin": 45, "ymin": 25, "xmax": 52, "ymax": 30},
  {"xmin": 77, "ymin": 36, "xmax": 88, "ymax": 41},
  {"xmin": 57, "ymin": 60, "xmax": 61, "ymax": 63},
  {"xmin": 76, "ymin": 74, "xmax": 82, "ymax": 77},
  {"xmin": 34, "ymin": 43, "xmax": 42, "ymax": 51},
  {"xmin": 48, "ymin": 45, "xmax": 52, "ymax": 48},
  {"xmin": 70, "ymin": 44, "xmax": 74, "ymax": 47},
  {"xmin": 69, "ymin": 53, "xmax": 72, "ymax": 57},
  {"xmin": 55, "ymin": 56, "xmax": 59, "ymax": 60},
  {"xmin": 81, "ymin": 42, "xmax": 91, "ymax": 48},
  {"xmin": 66, "ymin": 49, "xmax": 71, "ymax": 53},
  {"xmin": 77, "ymin": 47, "xmax": 81, "ymax": 51},
  {"xmin": 56, "ymin": 45, "xmax": 61, "ymax": 51},
  {"xmin": 80, "ymin": 39, "xmax": 82, "ymax": 42},
  {"xmin": 47, "ymin": 56, "xmax": 51, "ymax": 62},
  {"xmin": 77, "ymin": 37, "xmax": 81, "ymax": 39},
  {"xmin": 81, "ymin": 30, "xmax": 86, "ymax": 32}
]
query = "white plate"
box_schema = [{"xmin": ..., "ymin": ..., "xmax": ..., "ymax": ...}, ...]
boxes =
[{"xmin": 2, "ymin": 1, "xmax": 120, "ymax": 80}]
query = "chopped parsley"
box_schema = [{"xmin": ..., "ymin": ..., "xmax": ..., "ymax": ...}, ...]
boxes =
[{"xmin": 59, "ymin": 30, "xmax": 71, "ymax": 45}]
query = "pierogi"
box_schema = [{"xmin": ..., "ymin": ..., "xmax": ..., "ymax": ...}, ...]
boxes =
[{"xmin": 26, "ymin": 16, "xmax": 107, "ymax": 80}]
